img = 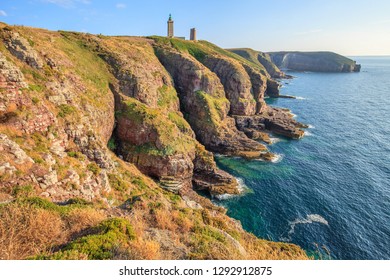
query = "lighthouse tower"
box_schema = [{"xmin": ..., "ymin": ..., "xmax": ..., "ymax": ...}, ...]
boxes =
[{"xmin": 167, "ymin": 14, "xmax": 174, "ymax": 38}]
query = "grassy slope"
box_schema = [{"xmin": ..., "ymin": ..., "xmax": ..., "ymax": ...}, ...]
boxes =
[{"xmin": 151, "ymin": 36, "xmax": 269, "ymax": 76}]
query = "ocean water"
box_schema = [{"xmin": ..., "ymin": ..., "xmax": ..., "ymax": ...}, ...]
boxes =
[{"xmin": 215, "ymin": 57, "xmax": 390, "ymax": 260}]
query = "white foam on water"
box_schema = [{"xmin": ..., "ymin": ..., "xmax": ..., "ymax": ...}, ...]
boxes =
[
  {"xmin": 307, "ymin": 124, "xmax": 315, "ymax": 129},
  {"xmin": 270, "ymin": 153, "xmax": 284, "ymax": 163},
  {"xmin": 281, "ymin": 214, "xmax": 329, "ymax": 241},
  {"xmin": 304, "ymin": 131, "xmax": 313, "ymax": 136},
  {"xmin": 213, "ymin": 177, "xmax": 250, "ymax": 201},
  {"xmin": 290, "ymin": 113, "xmax": 297, "ymax": 118},
  {"xmin": 295, "ymin": 96, "xmax": 306, "ymax": 100},
  {"xmin": 269, "ymin": 136, "xmax": 281, "ymax": 144}
]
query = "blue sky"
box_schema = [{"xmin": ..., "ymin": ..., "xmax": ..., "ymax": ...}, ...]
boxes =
[{"xmin": 1, "ymin": 0, "xmax": 389, "ymax": 55}]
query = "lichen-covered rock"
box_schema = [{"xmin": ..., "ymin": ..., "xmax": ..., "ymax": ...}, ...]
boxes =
[
  {"xmin": 242, "ymin": 64, "xmax": 267, "ymax": 114},
  {"xmin": 201, "ymin": 55, "xmax": 256, "ymax": 116},
  {"xmin": 115, "ymin": 95, "xmax": 196, "ymax": 188},
  {"xmin": 0, "ymin": 133, "xmax": 34, "ymax": 165},
  {"xmin": 228, "ymin": 48, "xmax": 288, "ymax": 79},
  {"xmin": 82, "ymin": 35, "xmax": 179, "ymax": 111},
  {"xmin": 154, "ymin": 45, "xmax": 266, "ymax": 158},
  {"xmin": 1, "ymin": 29, "xmax": 43, "ymax": 69}
]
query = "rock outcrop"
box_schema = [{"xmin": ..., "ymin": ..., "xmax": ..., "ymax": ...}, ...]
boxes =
[
  {"xmin": 268, "ymin": 51, "xmax": 361, "ymax": 72},
  {"xmin": 153, "ymin": 44, "xmax": 268, "ymax": 159},
  {"xmin": 201, "ymin": 55, "xmax": 256, "ymax": 116},
  {"xmin": 228, "ymin": 48, "xmax": 288, "ymax": 79}
]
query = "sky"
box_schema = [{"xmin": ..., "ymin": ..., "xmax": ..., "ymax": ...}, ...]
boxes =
[{"xmin": 1, "ymin": 0, "xmax": 390, "ymax": 56}]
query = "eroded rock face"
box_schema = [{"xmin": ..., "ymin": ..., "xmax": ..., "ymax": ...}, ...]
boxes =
[
  {"xmin": 1, "ymin": 29, "xmax": 43, "ymax": 69},
  {"xmin": 114, "ymin": 94, "xmax": 196, "ymax": 189},
  {"xmin": 84, "ymin": 36, "xmax": 179, "ymax": 111},
  {"xmin": 242, "ymin": 64, "xmax": 267, "ymax": 114},
  {"xmin": 265, "ymin": 79, "xmax": 280, "ymax": 97},
  {"xmin": 235, "ymin": 107, "xmax": 306, "ymax": 140},
  {"xmin": 256, "ymin": 51, "xmax": 287, "ymax": 79},
  {"xmin": 202, "ymin": 55, "xmax": 256, "ymax": 116},
  {"xmin": 154, "ymin": 45, "xmax": 266, "ymax": 158},
  {"xmin": 0, "ymin": 52, "xmax": 55, "ymax": 134},
  {"xmin": 192, "ymin": 144, "xmax": 239, "ymax": 196}
]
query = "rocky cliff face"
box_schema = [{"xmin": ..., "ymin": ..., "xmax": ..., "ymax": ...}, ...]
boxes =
[
  {"xmin": 228, "ymin": 48, "xmax": 288, "ymax": 79},
  {"xmin": 0, "ymin": 23, "xmax": 308, "ymax": 260},
  {"xmin": 268, "ymin": 51, "xmax": 361, "ymax": 72}
]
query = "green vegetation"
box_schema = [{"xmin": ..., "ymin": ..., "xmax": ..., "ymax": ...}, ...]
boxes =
[
  {"xmin": 228, "ymin": 48, "xmax": 271, "ymax": 75},
  {"xmin": 194, "ymin": 90, "xmax": 228, "ymax": 128},
  {"xmin": 58, "ymin": 104, "xmax": 76, "ymax": 118},
  {"xmin": 61, "ymin": 218, "xmax": 136, "ymax": 259},
  {"xmin": 168, "ymin": 112, "xmax": 193, "ymax": 135},
  {"xmin": 15, "ymin": 196, "xmax": 89, "ymax": 215},
  {"xmin": 57, "ymin": 31, "xmax": 114, "ymax": 109},
  {"xmin": 107, "ymin": 137, "xmax": 117, "ymax": 151},
  {"xmin": 157, "ymin": 85, "xmax": 179, "ymax": 109},
  {"xmin": 67, "ymin": 151, "xmax": 83, "ymax": 159},
  {"xmin": 28, "ymin": 84, "xmax": 44, "ymax": 92},
  {"xmin": 118, "ymin": 97, "xmax": 195, "ymax": 156},
  {"xmin": 12, "ymin": 185, "xmax": 34, "ymax": 197},
  {"xmin": 31, "ymin": 97, "xmax": 40, "ymax": 104},
  {"xmin": 87, "ymin": 162, "xmax": 100, "ymax": 175},
  {"xmin": 108, "ymin": 173, "xmax": 129, "ymax": 192}
]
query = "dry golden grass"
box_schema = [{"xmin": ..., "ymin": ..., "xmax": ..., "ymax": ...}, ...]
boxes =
[
  {"xmin": 0, "ymin": 192, "xmax": 12, "ymax": 203},
  {"xmin": 153, "ymin": 208, "xmax": 178, "ymax": 232},
  {"xmin": 0, "ymin": 204, "xmax": 65, "ymax": 260},
  {"xmin": 64, "ymin": 208, "xmax": 106, "ymax": 238},
  {"xmin": 126, "ymin": 239, "xmax": 161, "ymax": 260}
]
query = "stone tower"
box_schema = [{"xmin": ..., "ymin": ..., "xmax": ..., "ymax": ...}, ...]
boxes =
[
  {"xmin": 167, "ymin": 14, "xmax": 174, "ymax": 38},
  {"xmin": 190, "ymin": 28, "xmax": 197, "ymax": 41}
]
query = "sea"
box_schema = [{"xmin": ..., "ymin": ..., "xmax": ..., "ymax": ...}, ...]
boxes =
[{"xmin": 215, "ymin": 57, "xmax": 390, "ymax": 260}]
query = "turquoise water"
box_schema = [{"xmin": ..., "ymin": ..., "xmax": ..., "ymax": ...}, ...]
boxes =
[{"xmin": 215, "ymin": 57, "xmax": 390, "ymax": 260}]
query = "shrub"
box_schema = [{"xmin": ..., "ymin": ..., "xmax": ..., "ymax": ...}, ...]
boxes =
[
  {"xmin": 63, "ymin": 218, "xmax": 136, "ymax": 259},
  {"xmin": 58, "ymin": 104, "xmax": 76, "ymax": 118},
  {"xmin": 87, "ymin": 163, "xmax": 100, "ymax": 175}
]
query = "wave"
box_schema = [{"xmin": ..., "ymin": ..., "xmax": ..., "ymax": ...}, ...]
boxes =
[
  {"xmin": 280, "ymin": 214, "xmax": 329, "ymax": 242},
  {"xmin": 304, "ymin": 131, "xmax": 314, "ymax": 136},
  {"xmin": 269, "ymin": 136, "xmax": 281, "ymax": 144},
  {"xmin": 295, "ymin": 96, "xmax": 306, "ymax": 100},
  {"xmin": 270, "ymin": 153, "xmax": 284, "ymax": 163},
  {"xmin": 307, "ymin": 124, "xmax": 315, "ymax": 129},
  {"xmin": 254, "ymin": 153, "xmax": 284, "ymax": 163},
  {"xmin": 213, "ymin": 177, "xmax": 251, "ymax": 201}
]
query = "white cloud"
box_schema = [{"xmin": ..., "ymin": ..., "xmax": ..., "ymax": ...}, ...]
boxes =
[
  {"xmin": 116, "ymin": 3, "xmax": 126, "ymax": 9},
  {"xmin": 0, "ymin": 10, "xmax": 7, "ymax": 16}
]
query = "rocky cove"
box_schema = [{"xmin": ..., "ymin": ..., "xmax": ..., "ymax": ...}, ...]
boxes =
[{"xmin": 0, "ymin": 23, "xmax": 352, "ymax": 260}]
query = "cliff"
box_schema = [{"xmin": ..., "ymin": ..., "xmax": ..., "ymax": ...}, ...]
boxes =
[
  {"xmin": 228, "ymin": 48, "xmax": 289, "ymax": 79},
  {"xmin": 0, "ymin": 23, "xmax": 308, "ymax": 260},
  {"xmin": 268, "ymin": 51, "xmax": 361, "ymax": 72}
]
